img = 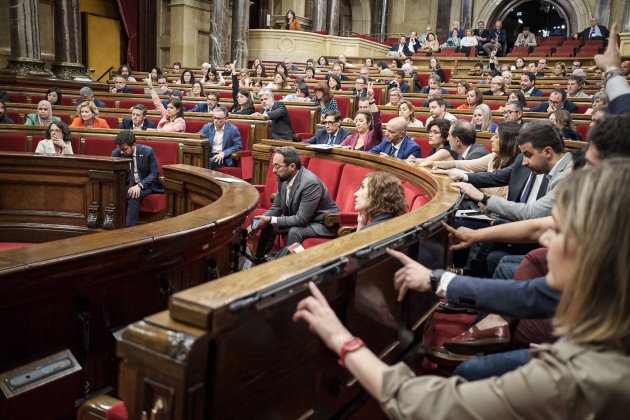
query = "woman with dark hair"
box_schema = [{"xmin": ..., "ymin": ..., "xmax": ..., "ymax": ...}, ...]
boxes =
[
  {"xmin": 433, "ymin": 121, "xmax": 521, "ymax": 198},
  {"xmin": 46, "ymin": 86, "xmax": 63, "ymax": 106},
  {"xmin": 251, "ymin": 58, "xmax": 261, "ymax": 71},
  {"xmin": 549, "ymin": 109, "xmax": 581, "ymax": 140},
  {"xmin": 35, "ymin": 121, "xmax": 73, "ymax": 155},
  {"xmin": 275, "ymin": 63, "xmax": 289, "ymax": 76},
  {"xmin": 266, "ymin": 72, "xmax": 289, "ymax": 89},
  {"xmin": 285, "ymin": 10, "xmax": 301, "ymax": 30},
  {"xmin": 147, "ymin": 76, "xmax": 186, "ymax": 132},
  {"xmin": 318, "ymin": 56, "xmax": 329, "ymax": 66},
  {"xmin": 327, "ymin": 74, "xmax": 343, "ymax": 91},
  {"xmin": 228, "ymin": 62, "xmax": 255, "ymax": 115},
  {"xmin": 282, "ymin": 79, "xmax": 310, "ymax": 103},
  {"xmin": 186, "ymin": 81, "xmax": 205, "ymax": 98},
  {"xmin": 304, "ymin": 67, "xmax": 316, "ymax": 80},
  {"xmin": 458, "ymin": 88, "xmax": 484, "ymax": 110},
  {"xmin": 428, "ymin": 57, "xmax": 446, "ymax": 83},
  {"xmin": 294, "ymin": 158, "xmax": 630, "ymax": 419},
  {"xmin": 407, "ymin": 118, "xmax": 456, "ymax": 167},
  {"xmin": 340, "ymin": 87, "xmax": 382, "ymax": 151},
  {"xmin": 457, "ymin": 80, "xmax": 472, "ymax": 95},
  {"xmin": 148, "ymin": 67, "xmax": 162, "ymax": 83},
  {"xmin": 70, "ymin": 101, "xmax": 109, "ymax": 128},
  {"xmin": 311, "ymin": 83, "xmax": 339, "ymax": 121},
  {"xmin": 252, "ymin": 63, "xmax": 268, "ymax": 79},
  {"xmin": 204, "ymin": 68, "xmax": 226, "ymax": 86},
  {"xmin": 0, "ymin": 99, "xmax": 14, "ymax": 123},
  {"xmin": 178, "ymin": 69, "xmax": 195, "ymax": 85},
  {"xmin": 390, "ymin": 58, "xmax": 402, "ymax": 69},
  {"xmin": 354, "ymin": 172, "xmax": 407, "ymax": 231},
  {"xmin": 365, "ymin": 57, "xmax": 374, "ymax": 68},
  {"xmin": 25, "ymin": 100, "xmax": 61, "ymax": 126},
  {"xmin": 505, "ymin": 90, "xmax": 528, "ymax": 110},
  {"xmin": 118, "ymin": 64, "xmax": 136, "ymax": 82},
  {"xmin": 419, "ymin": 32, "xmax": 439, "ymax": 54}
]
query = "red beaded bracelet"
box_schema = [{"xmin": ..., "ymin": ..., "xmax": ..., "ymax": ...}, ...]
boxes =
[{"xmin": 337, "ymin": 337, "xmax": 366, "ymax": 367}]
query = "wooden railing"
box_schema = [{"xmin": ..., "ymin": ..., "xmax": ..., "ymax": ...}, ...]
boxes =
[{"xmin": 0, "ymin": 158, "xmax": 258, "ymax": 407}]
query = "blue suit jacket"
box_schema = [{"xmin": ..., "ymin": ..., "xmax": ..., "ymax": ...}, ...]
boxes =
[
  {"xmin": 305, "ymin": 127, "xmax": 351, "ymax": 145},
  {"xmin": 112, "ymin": 143, "xmax": 163, "ymax": 193},
  {"xmin": 370, "ymin": 136, "xmax": 422, "ymax": 159},
  {"xmin": 446, "ymin": 276, "xmax": 560, "ymax": 319},
  {"xmin": 197, "ymin": 122, "xmax": 243, "ymax": 166},
  {"xmin": 75, "ymin": 98, "xmax": 108, "ymax": 108},
  {"xmin": 530, "ymin": 99, "xmax": 579, "ymax": 113},
  {"xmin": 119, "ymin": 118, "xmax": 157, "ymax": 130},
  {"xmin": 190, "ymin": 102, "xmax": 213, "ymax": 113},
  {"xmin": 527, "ymin": 87, "xmax": 546, "ymax": 97}
]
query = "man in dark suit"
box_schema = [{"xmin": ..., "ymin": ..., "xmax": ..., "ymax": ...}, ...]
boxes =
[
  {"xmin": 530, "ymin": 89, "xmax": 579, "ymax": 114},
  {"xmin": 370, "ymin": 117, "xmax": 422, "ymax": 160},
  {"xmin": 255, "ymin": 88, "xmax": 294, "ymax": 140},
  {"xmin": 252, "ymin": 146, "xmax": 340, "ymax": 259},
  {"xmin": 389, "ymin": 35, "xmax": 412, "ymax": 57},
  {"xmin": 581, "ymin": 17, "xmax": 609, "ymax": 42},
  {"xmin": 350, "ymin": 76, "xmax": 368, "ymax": 98},
  {"xmin": 305, "ymin": 111, "xmax": 351, "ymax": 145},
  {"xmin": 190, "ymin": 92, "xmax": 220, "ymax": 113},
  {"xmin": 324, "ymin": 63, "xmax": 349, "ymax": 81},
  {"xmin": 519, "ymin": 72, "xmax": 545, "ymax": 97},
  {"xmin": 75, "ymin": 86, "xmax": 107, "ymax": 108},
  {"xmin": 197, "ymin": 105, "xmax": 243, "ymax": 169},
  {"xmin": 481, "ymin": 20, "xmax": 507, "ymax": 56},
  {"xmin": 447, "ymin": 120, "xmax": 490, "ymax": 160},
  {"xmin": 119, "ymin": 105, "xmax": 157, "ymax": 130},
  {"xmin": 112, "ymin": 130, "xmax": 163, "ymax": 227},
  {"xmin": 110, "ymin": 75, "xmax": 133, "ymax": 94}
]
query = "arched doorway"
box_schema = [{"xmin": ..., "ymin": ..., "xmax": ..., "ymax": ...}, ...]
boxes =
[{"xmin": 476, "ymin": 0, "xmax": 592, "ymax": 41}]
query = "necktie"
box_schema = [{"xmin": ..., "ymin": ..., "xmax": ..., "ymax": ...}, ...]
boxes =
[
  {"xmin": 285, "ymin": 184, "xmax": 291, "ymax": 207},
  {"xmin": 590, "ymin": 28, "xmax": 595, "ymax": 39},
  {"xmin": 519, "ymin": 174, "xmax": 535, "ymax": 203},
  {"xmin": 128, "ymin": 156, "xmax": 135, "ymax": 187},
  {"xmin": 327, "ymin": 134, "xmax": 335, "ymax": 145},
  {"xmin": 389, "ymin": 145, "xmax": 396, "ymax": 157}
]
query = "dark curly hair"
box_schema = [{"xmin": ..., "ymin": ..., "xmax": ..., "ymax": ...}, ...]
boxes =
[
  {"xmin": 426, "ymin": 118, "xmax": 451, "ymax": 147},
  {"xmin": 366, "ymin": 172, "xmax": 407, "ymax": 220}
]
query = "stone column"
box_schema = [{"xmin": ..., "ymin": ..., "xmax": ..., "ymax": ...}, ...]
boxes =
[
  {"xmin": 624, "ymin": 1, "xmax": 630, "ymax": 32},
  {"xmin": 595, "ymin": 0, "xmax": 612, "ymax": 28},
  {"xmin": 51, "ymin": 0, "xmax": 90, "ymax": 79},
  {"xmin": 327, "ymin": 0, "xmax": 340, "ymax": 36},
  {"xmin": 460, "ymin": 0, "xmax": 473, "ymax": 32},
  {"xmin": 1, "ymin": 0, "xmax": 52, "ymax": 76},
  {"xmin": 231, "ymin": 0, "xmax": 249, "ymax": 69},
  {"xmin": 312, "ymin": 0, "xmax": 328, "ymax": 32},
  {"xmin": 209, "ymin": 0, "xmax": 229, "ymax": 66},
  {"xmin": 378, "ymin": 0, "xmax": 389, "ymax": 43}
]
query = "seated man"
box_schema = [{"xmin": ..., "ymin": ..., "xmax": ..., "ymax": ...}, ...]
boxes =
[
  {"xmin": 514, "ymin": 26, "xmax": 537, "ymax": 52},
  {"xmin": 305, "ymin": 110, "xmax": 351, "ymax": 145},
  {"xmin": 110, "ymin": 74, "xmax": 133, "ymax": 94},
  {"xmin": 421, "ymin": 87, "xmax": 452, "ymax": 108},
  {"xmin": 426, "ymin": 98, "xmax": 457, "ymax": 125},
  {"xmin": 255, "ymin": 88, "xmax": 294, "ymax": 140},
  {"xmin": 75, "ymin": 87, "xmax": 107, "ymax": 107},
  {"xmin": 530, "ymin": 88, "xmax": 579, "ymax": 113},
  {"xmin": 119, "ymin": 104, "xmax": 157, "ymax": 130},
  {"xmin": 197, "ymin": 105, "xmax": 243, "ymax": 169},
  {"xmin": 519, "ymin": 72, "xmax": 545, "ymax": 97},
  {"xmin": 369, "ymin": 117, "xmax": 422, "ymax": 160},
  {"xmin": 389, "ymin": 35, "xmax": 412, "ymax": 57},
  {"xmin": 324, "ymin": 62, "xmax": 349, "ymax": 81},
  {"xmin": 253, "ymin": 146, "xmax": 340, "ymax": 259},
  {"xmin": 112, "ymin": 130, "xmax": 163, "ymax": 227},
  {"xmin": 351, "ymin": 76, "xmax": 368, "ymax": 98},
  {"xmin": 419, "ymin": 74, "xmax": 450, "ymax": 94},
  {"xmin": 191, "ymin": 92, "xmax": 220, "ymax": 113},
  {"xmin": 448, "ymin": 120, "xmax": 490, "ymax": 160},
  {"xmin": 387, "ymin": 70, "xmax": 410, "ymax": 93},
  {"xmin": 581, "ymin": 17, "xmax": 609, "ymax": 42},
  {"xmin": 566, "ymin": 75, "xmax": 591, "ymax": 99}
]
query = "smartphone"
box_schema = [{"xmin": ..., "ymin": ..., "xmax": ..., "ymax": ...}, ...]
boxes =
[{"xmin": 251, "ymin": 218, "xmax": 259, "ymax": 229}]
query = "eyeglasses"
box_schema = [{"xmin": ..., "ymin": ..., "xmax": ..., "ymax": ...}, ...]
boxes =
[
  {"xmin": 213, "ymin": 116, "xmax": 226, "ymax": 121},
  {"xmin": 504, "ymin": 110, "xmax": 519, "ymax": 115},
  {"xmin": 324, "ymin": 120, "xmax": 338, "ymax": 125},
  {"xmin": 49, "ymin": 128, "xmax": 62, "ymax": 133},
  {"xmin": 272, "ymin": 163, "xmax": 287, "ymax": 169}
]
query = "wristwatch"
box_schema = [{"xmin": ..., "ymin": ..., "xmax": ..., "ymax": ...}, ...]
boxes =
[
  {"xmin": 430, "ymin": 269, "xmax": 446, "ymax": 292},
  {"xmin": 480, "ymin": 194, "xmax": 491, "ymax": 205},
  {"xmin": 604, "ymin": 67, "xmax": 624, "ymax": 88},
  {"xmin": 337, "ymin": 337, "xmax": 366, "ymax": 367}
]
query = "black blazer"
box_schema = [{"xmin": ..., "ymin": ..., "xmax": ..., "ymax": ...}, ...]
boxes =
[
  {"xmin": 467, "ymin": 154, "xmax": 545, "ymax": 202},
  {"xmin": 119, "ymin": 118, "xmax": 157, "ymax": 130},
  {"xmin": 390, "ymin": 42, "xmax": 413, "ymax": 57},
  {"xmin": 264, "ymin": 101, "xmax": 294, "ymax": 140},
  {"xmin": 530, "ymin": 100, "xmax": 579, "ymax": 114}
]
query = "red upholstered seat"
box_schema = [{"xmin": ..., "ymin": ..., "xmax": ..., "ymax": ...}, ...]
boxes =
[
  {"xmin": 99, "ymin": 98, "xmax": 116, "ymax": 108},
  {"xmin": 334, "ymin": 96, "xmax": 352, "ymax": 119},
  {"xmin": 8, "ymin": 92, "xmax": 28, "ymax": 103},
  {"xmin": 401, "ymin": 181, "xmax": 430, "ymax": 210},
  {"xmin": 185, "ymin": 119, "xmax": 207, "ymax": 134},
  {"xmin": 136, "ymin": 140, "xmax": 180, "ymax": 215},
  {"xmin": 411, "ymin": 194, "xmax": 431, "ymax": 209},
  {"xmin": 5, "ymin": 112, "xmax": 21, "ymax": 124},
  {"xmin": 286, "ymin": 107, "xmax": 316, "ymax": 137},
  {"xmin": 0, "ymin": 242, "xmax": 32, "ymax": 252},
  {"xmin": 106, "ymin": 401, "xmax": 127, "ymax": 420},
  {"xmin": 576, "ymin": 123, "xmax": 590, "ymax": 141},
  {"xmin": 102, "ymin": 116, "xmax": 120, "ymax": 128},
  {"xmin": 576, "ymin": 103, "xmax": 589, "ymax": 113},
  {"xmin": 412, "ymin": 137, "xmax": 433, "ymax": 158},
  {"xmin": 215, "ymin": 121, "xmax": 255, "ymax": 180},
  {"xmin": 442, "ymin": 68, "xmax": 452, "ymax": 83},
  {"xmin": 301, "ymin": 237, "xmax": 331, "ymax": 249},
  {"xmin": 0, "ymin": 133, "xmax": 28, "ymax": 152},
  {"xmin": 84, "ymin": 137, "xmax": 115, "ymax": 156},
  {"xmin": 118, "ymin": 99, "xmax": 155, "ymax": 110},
  {"xmin": 330, "ymin": 164, "xmax": 374, "ymax": 225},
  {"xmin": 380, "ymin": 111, "xmax": 398, "ymax": 124},
  {"xmin": 306, "ymin": 158, "xmax": 344, "ymax": 199},
  {"xmin": 372, "ymin": 87, "xmax": 384, "ymax": 105}
]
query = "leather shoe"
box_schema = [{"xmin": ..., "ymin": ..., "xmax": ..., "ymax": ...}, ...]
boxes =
[
  {"xmin": 423, "ymin": 347, "xmax": 476, "ymax": 369},
  {"xmin": 443, "ymin": 325, "xmax": 510, "ymax": 355}
]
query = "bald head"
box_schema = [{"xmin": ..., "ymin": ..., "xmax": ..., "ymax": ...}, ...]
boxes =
[{"xmin": 385, "ymin": 117, "xmax": 408, "ymax": 145}]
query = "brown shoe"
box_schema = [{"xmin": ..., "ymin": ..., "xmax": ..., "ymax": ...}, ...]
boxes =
[
  {"xmin": 423, "ymin": 347, "xmax": 477, "ymax": 368},
  {"xmin": 443, "ymin": 325, "xmax": 510, "ymax": 355}
]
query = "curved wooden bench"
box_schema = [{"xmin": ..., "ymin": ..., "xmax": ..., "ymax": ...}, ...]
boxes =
[
  {"xmin": 100, "ymin": 144, "xmax": 460, "ymax": 419},
  {"xmin": 0, "ymin": 159, "xmax": 258, "ymax": 413}
]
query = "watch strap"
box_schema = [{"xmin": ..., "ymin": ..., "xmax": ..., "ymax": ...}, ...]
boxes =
[{"xmin": 430, "ymin": 269, "xmax": 446, "ymax": 292}]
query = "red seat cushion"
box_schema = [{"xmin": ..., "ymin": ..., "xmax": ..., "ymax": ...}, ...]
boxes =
[
  {"xmin": 0, "ymin": 242, "xmax": 32, "ymax": 251},
  {"xmin": 106, "ymin": 401, "xmax": 128, "ymax": 420},
  {"xmin": 286, "ymin": 107, "xmax": 316, "ymax": 137},
  {"xmin": 302, "ymin": 237, "xmax": 332, "ymax": 249},
  {"xmin": 0, "ymin": 133, "xmax": 28, "ymax": 152},
  {"xmin": 185, "ymin": 119, "xmax": 207, "ymax": 134},
  {"xmin": 412, "ymin": 137, "xmax": 433, "ymax": 158},
  {"xmin": 336, "ymin": 165, "xmax": 374, "ymax": 212},
  {"xmin": 118, "ymin": 99, "xmax": 155, "ymax": 110},
  {"xmin": 102, "ymin": 116, "xmax": 119, "ymax": 128},
  {"xmin": 334, "ymin": 96, "xmax": 352, "ymax": 119},
  {"xmin": 411, "ymin": 194, "xmax": 431, "ymax": 209},
  {"xmin": 84, "ymin": 137, "xmax": 115, "ymax": 156},
  {"xmin": 306, "ymin": 158, "xmax": 344, "ymax": 199},
  {"xmin": 139, "ymin": 193, "xmax": 166, "ymax": 213}
]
